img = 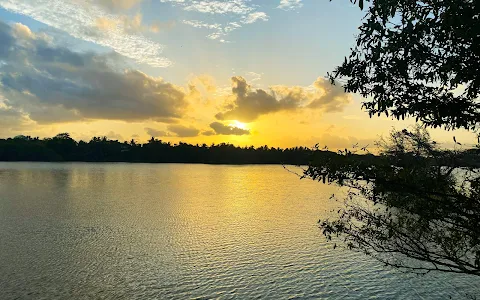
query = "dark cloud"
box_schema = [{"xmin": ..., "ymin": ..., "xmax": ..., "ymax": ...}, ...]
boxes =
[
  {"xmin": 202, "ymin": 130, "xmax": 216, "ymax": 136},
  {"xmin": 145, "ymin": 127, "xmax": 169, "ymax": 137},
  {"xmin": 209, "ymin": 122, "xmax": 250, "ymax": 135},
  {"xmin": 0, "ymin": 104, "xmax": 35, "ymax": 137},
  {"xmin": 0, "ymin": 106, "xmax": 28, "ymax": 128},
  {"xmin": 215, "ymin": 76, "xmax": 299, "ymax": 122},
  {"xmin": 215, "ymin": 76, "xmax": 350, "ymax": 122},
  {"xmin": 167, "ymin": 124, "xmax": 200, "ymax": 137},
  {"xmin": 0, "ymin": 21, "xmax": 188, "ymax": 124}
]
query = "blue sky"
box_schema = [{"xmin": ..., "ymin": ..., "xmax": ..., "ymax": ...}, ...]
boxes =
[
  {"xmin": 0, "ymin": 0, "xmax": 475, "ymax": 148},
  {"xmin": 0, "ymin": 0, "xmax": 363, "ymax": 84}
]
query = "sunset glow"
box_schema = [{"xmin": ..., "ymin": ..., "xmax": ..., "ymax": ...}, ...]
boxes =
[
  {"xmin": 230, "ymin": 121, "xmax": 248, "ymax": 131},
  {"xmin": 0, "ymin": 0, "xmax": 475, "ymax": 148}
]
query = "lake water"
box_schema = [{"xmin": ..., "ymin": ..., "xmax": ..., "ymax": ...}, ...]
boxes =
[{"xmin": 0, "ymin": 162, "xmax": 478, "ymax": 299}]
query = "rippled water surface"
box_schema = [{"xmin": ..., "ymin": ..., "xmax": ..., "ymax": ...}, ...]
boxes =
[{"xmin": 0, "ymin": 162, "xmax": 478, "ymax": 299}]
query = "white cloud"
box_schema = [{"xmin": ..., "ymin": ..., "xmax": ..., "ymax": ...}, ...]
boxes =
[
  {"xmin": 184, "ymin": 0, "xmax": 254, "ymax": 15},
  {"xmin": 278, "ymin": 0, "xmax": 303, "ymax": 11},
  {"xmin": 182, "ymin": 20, "xmax": 222, "ymax": 30},
  {"xmin": 162, "ymin": 0, "xmax": 255, "ymax": 15},
  {"xmin": 245, "ymin": 71, "xmax": 262, "ymax": 82},
  {"xmin": 242, "ymin": 12, "xmax": 269, "ymax": 24},
  {"xmin": 165, "ymin": 0, "xmax": 268, "ymax": 41},
  {"xmin": 183, "ymin": 20, "xmax": 242, "ymax": 41},
  {"xmin": 0, "ymin": 0, "xmax": 172, "ymax": 67}
]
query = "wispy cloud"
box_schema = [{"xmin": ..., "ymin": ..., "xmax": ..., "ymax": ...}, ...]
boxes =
[
  {"xmin": 278, "ymin": 0, "xmax": 303, "ymax": 11},
  {"xmin": 0, "ymin": 0, "xmax": 172, "ymax": 67},
  {"xmin": 162, "ymin": 0, "xmax": 256, "ymax": 15},
  {"xmin": 166, "ymin": 0, "xmax": 268, "ymax": 41},
  {"xmin": 96, "ymin": 0, "xmax": 143, "ymax": 11},
  {"xmin": 183, "ymin": 19, "xmax": 242, "ymax": 41},
  {"xmin": 182, "ymin": 20, "xmax": 222, "ymax": 30},
  {"xmin": 242, "ymin": 12, "xmax": 268, "ymax": 24},
  {"xmin": 245, "ymin": 72, "xmax": 263, "ymax": 82},
  {"xmin": 183, "ymin": 0, "xmax": 254, "ymax": 15}
]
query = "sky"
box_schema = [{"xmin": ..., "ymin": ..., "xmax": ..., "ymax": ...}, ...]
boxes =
[{"xmin": 0, "ymin": 0, "xmax": 476, "ymax": 149}]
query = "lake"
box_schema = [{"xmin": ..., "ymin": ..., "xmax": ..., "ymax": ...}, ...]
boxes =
[{"xmin": 0, "ymin": 162, "xmax": 478, "ymax": 299}]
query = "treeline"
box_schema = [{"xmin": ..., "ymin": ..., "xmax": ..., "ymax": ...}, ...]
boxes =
[
  {"xmin": 0, "ymin": 133, "xmax": 337, "ymax": 165},
  {"xmin": 1, "ymin": 133, "xmax": 478, "ymax": 166}
]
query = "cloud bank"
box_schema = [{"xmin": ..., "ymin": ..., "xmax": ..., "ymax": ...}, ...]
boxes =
[{"xmin": 0, "ymin": 22, "xmax": 188, "ymax": 124}]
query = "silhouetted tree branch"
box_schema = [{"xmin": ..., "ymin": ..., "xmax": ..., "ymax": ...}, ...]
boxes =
[
  {"xmin": 329, "ymin": 0, "xmax": 480, "ymax": 130},
  {"xmin": 307, "ymin": 126, "xmax": 480, "ymax": 276},
  {"xmin": 309, "ymin": 0, "xmax": 480, "ymax": 277}
]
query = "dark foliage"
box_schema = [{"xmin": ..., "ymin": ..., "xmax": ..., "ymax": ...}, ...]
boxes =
[
  {"xmin": 329, "ymin": 0, "xmax": 480, "ymax": 130},
  {"xmin": 307, "ymin": 126, "xmax": 480, "ymax": 276},
  {"xmin": 0, "ymin": 133, "xmax": 329, "ymax": 165},
  {"xmin": 304, "ymin": 0, "xmax": 480, "ymax": 277}
]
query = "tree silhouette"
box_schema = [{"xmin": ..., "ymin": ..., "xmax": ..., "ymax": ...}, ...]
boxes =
[
  {"xmin": 329, "ymin": 0, "xmax": 480, "ymax": 130},
  {"xmin": 307, "ymin": 126, "xmax": 480, "ymax": 275},
  {"xmin": 307, "ymin": 0, "xmax": 480, "ymax": 276},
  {"xmin": 0, "ymin": 134, "xmax": 323, "ymax": 165}
]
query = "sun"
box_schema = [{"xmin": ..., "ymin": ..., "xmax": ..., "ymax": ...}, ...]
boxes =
[{"xmin": 230, "ymin": 120, "xmax": 248, "ymax": 130}]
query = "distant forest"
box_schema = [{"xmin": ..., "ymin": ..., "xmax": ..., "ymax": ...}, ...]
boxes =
[
  {"xmin": 0, "ymin": 133, "xmax": 478, "ymax": 166},
  {"xmin": 0, "ymin": 133, "xmax": 331, "ymax": 164}
]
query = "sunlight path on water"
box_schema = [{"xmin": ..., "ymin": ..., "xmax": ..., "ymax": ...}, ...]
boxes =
[{"xmin": 0, "ymin": 163, "xmax": 478, "ymax": 299}]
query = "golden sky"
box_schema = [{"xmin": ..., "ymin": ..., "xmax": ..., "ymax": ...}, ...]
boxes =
[{"xmin": 0, "ymin": 0, "xmax": 476, "ymax": 149}]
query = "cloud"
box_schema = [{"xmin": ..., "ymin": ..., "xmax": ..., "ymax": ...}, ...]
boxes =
[
  {"xmin": 167, "ymin": 124, "xmax": 200, "ymax": 137},
  {"xmin": 175, "ymin": 0, "xmax": 255, "ymax": 15},
  {"xmin": 0, "ymin": 0, "xmax": 171, "ymax": 67},
  {"xmin": 307, "ymin": 78, "xmax": 351, "ymax": 112},
  {"xmin": 96, "ymin": 13, "xmax": 173, "ymax": 34},
  {"xmin": 209, "ymin": 122, "xmax": 250, "ymax": 135},
  {"xmin": 0, "ymin": 22, "xmax": 188, "ymax": 124},
  {"xmin": 145, "ymin": 127, "xmax": 169, "ymax": 137},
  {"xmin": 166, "ymin": 0, "xmax": 267, "ymax": 41},
  {"xmin": 202, "ymin": 130, "xmax": 216, "ymax": 136},
  {"xmin": 0, "ymin": 93, "xmax": 35, "ymax": 135},
  {"xmin": 95, "ymin": 0, "xmax": 143, "ymax": 11},
  {"xmin": 190, "ymin": 74, "xmax": 217, "ymax": 94},
  {"xmin": 0, "ymin": 105, "xmax": 31, "ymax": 130},
  {"xmin": 12, "ymin": 23, "xmax": 34, "ymax": 39},
  {"xmin": 183, "ymin": 20, "xmax": 243, "ymax": 41},
  {"xmin": 182, "ymin": 20, "xmax": 222, "ymax": 30},
  {"xmin": 215, "ymin": 76, "xmax": 351, "ymax": 122},
  {"xmin": 242, "ymin": 12, "xmax": 269, "ymax": 24},
  {"xmin": 278, "ymin": 0, "xmax": 303, "ymax": 11},
  {"xmin": 149, "ymin": 20, "xmax": 176, "ymax": 33},
  {"xmin": 245, "ymin": 71, "xmax": 262, "ymax": 82},
  {"xmin": 114, "ymin": 13, "xmax": 143, "ymax": 34}
]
